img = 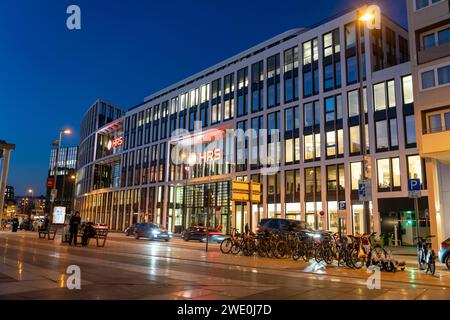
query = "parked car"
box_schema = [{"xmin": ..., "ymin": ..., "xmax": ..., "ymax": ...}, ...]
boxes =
[
  {"xmin": 257, "ymin": 218, "xmax": 306, "ymax": 233},
  {"xmin": 201, "ymin": 230, "xmax": 225, "ymax": 243},
  {"xmin": 124, "ymin": 224, "xmax": 138, "ymax": 236},
  {"xmin": 182, "ymin": 226, "xmax": 225, "ymax": 243},
  {"xmin": 133, "ymin": 223, "xmax": 171, "ymax": 241},
  {"xmin": 439, "ymin": 237, "xmax": 450, "ymax": 270}
]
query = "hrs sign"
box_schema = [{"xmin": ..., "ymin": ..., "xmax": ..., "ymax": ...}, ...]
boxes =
[
  {"xmin": 199, "ymin": 148, "xmax": 221, "ymax": 163},
  {"xmin": 188, "ymin": 148, "xmax": 222, "ymax": 166}
]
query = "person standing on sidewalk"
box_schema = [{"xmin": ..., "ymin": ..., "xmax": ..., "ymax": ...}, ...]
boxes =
[{"xmin": 69, "ymin": 211, "xmax": 81, "ymax": 246}]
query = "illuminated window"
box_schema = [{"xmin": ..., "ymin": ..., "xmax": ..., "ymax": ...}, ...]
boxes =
[
  {"xmin": 402, "ymin": 75, "xmax": 414, "ymax": 104},
  {"xmin": 349, "ymin": 126, "xmax": 361, "ymax": 154},
  {"xmin": 284, "ymin": 46, "xmax": 299, "ymax": 103},
  {"xmin": 350, "ymin": 162, "xmax": 362, "ymax": 190},
  {"xmin": 376, "ymin": 120, "xmax": 389, "ymax": 151},
  {"xmin": 304, "ymin": 135, "xmax": 314, "ymax": 161},
  {"xmin": 303, "ymin": 38, "xmax": 319, "ymax": 97},
  {"xmin": 407, "ymin": 155, "xmax": 423, "ymax": 184},
  {"xmin": 223, "ymin": 74, "xmax": 234, "ymax": 120},
  {"xmin": 377, "ymin": 158, "xmax": 391, "ymax": 190},
  {"xmin": 377, "ymin": 157, "xmax": 401, "ymax": 192},
  {"xmin": 326, "ymin": 131, "xmax": 336, "ymax": 157}
]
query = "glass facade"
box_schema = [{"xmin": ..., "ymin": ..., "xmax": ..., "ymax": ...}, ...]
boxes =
[{"xmin": 76, "ymin": 12, "xmax": 423, "ymax": 238}]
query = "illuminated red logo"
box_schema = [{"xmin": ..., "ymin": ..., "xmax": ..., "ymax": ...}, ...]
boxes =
[{"xmin": 107, "ymin": 137, "xmax": 124, "ymax": 150}]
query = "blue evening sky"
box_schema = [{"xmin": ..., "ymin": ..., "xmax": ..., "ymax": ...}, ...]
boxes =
[{"xmin": 0, "ymin": 0, "xmax": 406, "ymax": 196}]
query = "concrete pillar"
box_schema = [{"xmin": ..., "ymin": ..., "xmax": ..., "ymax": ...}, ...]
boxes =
[
  {"xmin": 161, "ymin": 185, "xmax": 169, "ymax": 229},
  {"xmin": 0, "ymin": 149, "xmax": 12, "ymax": 217},
  {"xmin": 427, "ymin": 159, "xmax": 450, "ymax": 251}
]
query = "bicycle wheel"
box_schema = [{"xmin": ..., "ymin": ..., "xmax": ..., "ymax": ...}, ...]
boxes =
[
  {"xmin": 314, "ymin": 246, "xmax": 323, "ymax": 263},
  {"xmin": 220, "ymin": 238, "xmax": 233, "ymax": 254},
  {"xmin": 243, "ymin": 241, "xmax": 255, "ymax": 256},
  {"xmin": 418, "ymin": 249, "xmax": 427, "ymax": 270},
  {"xmin": 345, "ymin": 248, "xmax": 355, "ymax": 268},
  {"xmin": 324, "ymin": 247, "xmax": 334, "ymax": 265},
  {"xmin": 350, "ymin": 249, "xmax": 363, "ymax": 269},
  {"xmin": 337, "ymin": 247, "xmax": 346, "ymax": 267},
  {"xmin": 292, "ymin": 242, "xmax": 301, "ymax": 261},
  {"xmin": 429, "ymin": 262, "xmax": 436, "ymax": 276},
  {"xmin": 231, "ymin": 241, "xmax": 241, "ymax": 255},
  {"xmin": 274, "ymin": 241, "xmax": 287, "ymax": 259},
  {"xmin": 256, "ymin": 242, "xmax": 266, "ymax": 257}
]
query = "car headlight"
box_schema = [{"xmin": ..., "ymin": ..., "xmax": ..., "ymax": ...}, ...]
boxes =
[{"xmin": 152, "ymin": 230, "xmax": 161, "ymax": 236}]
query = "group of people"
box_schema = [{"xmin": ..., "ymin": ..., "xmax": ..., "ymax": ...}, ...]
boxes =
[
  {"xmin": 67, "ymin": 211, "xmax": 97, "ymax": 247},
  {"xmin": 2, "ymin": 211, "xmax": 97, "ymax": 247}
]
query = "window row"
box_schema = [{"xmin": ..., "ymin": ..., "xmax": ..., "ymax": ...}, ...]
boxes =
[{"xmin": 421, "ymin": 64, "xmax": 450, "ymax": 90}]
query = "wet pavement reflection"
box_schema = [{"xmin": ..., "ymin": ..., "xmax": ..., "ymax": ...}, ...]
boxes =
[{"xmin": 0, "ymin": 231, "xmax": 448, "ymax": 300}]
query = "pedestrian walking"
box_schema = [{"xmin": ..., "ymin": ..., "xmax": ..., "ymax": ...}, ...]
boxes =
[
  {"xmin": 69, "ymin": 211, "xmax": 81, "ymax": 246},
  {"xmin": 11, "ymin": 216, "xmax": 19, "ymax": 233},
  {"xmin": 43, "ymin": 214, "xmax": 50, "ymax": 231},
  {"xmin": 244, "ymin": 223, "xmax": 250, "ymax": 235}
]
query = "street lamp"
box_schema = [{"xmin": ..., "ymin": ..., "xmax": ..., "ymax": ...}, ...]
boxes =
[
  {"xmin": 70, "ymin": 175, "xmax": 76, "ymax": 213},
  {"xmin": 356, "ymin": 5, "xmax": 381, "ymax": 234},
  {"xmin": 27, "ymin": 189, "xmax": 34, "ymax": 218},
  {"xmin": 50, "ymin": 129, "xmax": 72, "ymax": 217}
]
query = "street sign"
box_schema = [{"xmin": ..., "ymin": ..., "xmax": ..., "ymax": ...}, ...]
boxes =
[
  {"xmin": 47, "ymin": 177, "xmax": 55, "ymax": 188},
  {"xmin": 250, "ymin": 182, "xmax": 261, "ymax": 203},
  {"xmin": 50, "ymin": 189, "xmax": 58, "ymax": 203},
  {"xmin": 408, "ymin": 179, "xmax": 421, "ymax": 199},
  {"xmin": 358, "ymin": 179, "xmax": 372, "ymax": 202},
  {"xmin": 231, "ymin": 181, "xmax": 250, "ymax": 202},
  {"xmin": 338, "ymin": 201, "xmax": 347, "ymax": 219},
  {"xmin": 52, "ymin": 206, "xmax": 66, "ymax": 224}
]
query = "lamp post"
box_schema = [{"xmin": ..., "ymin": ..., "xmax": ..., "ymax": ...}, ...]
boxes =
[
  {"xmin": 70, "ymin": 175, "xmax": 76, "ymax": 214},
  {"xmin": 28, "ymin": 189, "xmax": 34, "ymax": 217},
  {"xmin": 356, "ymin": 5, "xmax": 381, "ymax": 234},
  {"xmin": 50, "ymin": 129, "xmax": 71, "ymax": 218}
]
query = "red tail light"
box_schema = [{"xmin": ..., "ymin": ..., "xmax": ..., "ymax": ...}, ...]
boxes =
[{"xmin": 441, "ymin": 241, "xmax": 448, "ymax": 249}]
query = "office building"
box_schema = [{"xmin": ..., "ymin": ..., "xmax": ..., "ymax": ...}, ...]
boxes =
[
  {"xmin": 407, "ymin": 0, "xmax": 450, "ymax": 248},
  {"xmin": 46, "ymin": 146, "xmax": 79, "ymax": 213},
  {"xmin": 75, "ymin": 7, "xmax": 427, "ymax": 245}
]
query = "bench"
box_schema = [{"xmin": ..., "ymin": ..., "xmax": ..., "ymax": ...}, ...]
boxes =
[
  {"xmin": 38, "ymin": 224, "xmax": 58, "ymax": 240},
  {"xmin": 95, "ymin": 229, "xmax": 108, "ymax": 247},
  {"xmin": 75, "ymin": 228, "xmax": 109, "ymax": 247}
]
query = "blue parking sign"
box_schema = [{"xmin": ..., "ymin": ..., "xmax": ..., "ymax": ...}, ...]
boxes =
[{"xmin": 408, "ymin": 179, "xmax": 421, "ymax": 191}]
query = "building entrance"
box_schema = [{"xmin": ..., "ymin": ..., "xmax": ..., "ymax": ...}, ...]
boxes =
[{"xmin": 172, "ymin": 181, "xmax": 231, "ymax": 234}]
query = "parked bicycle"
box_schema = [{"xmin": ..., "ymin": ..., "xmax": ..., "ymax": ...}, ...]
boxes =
[{"xmin": 415, "ymin": 235, "xmax": 436, "ymax": 275}]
